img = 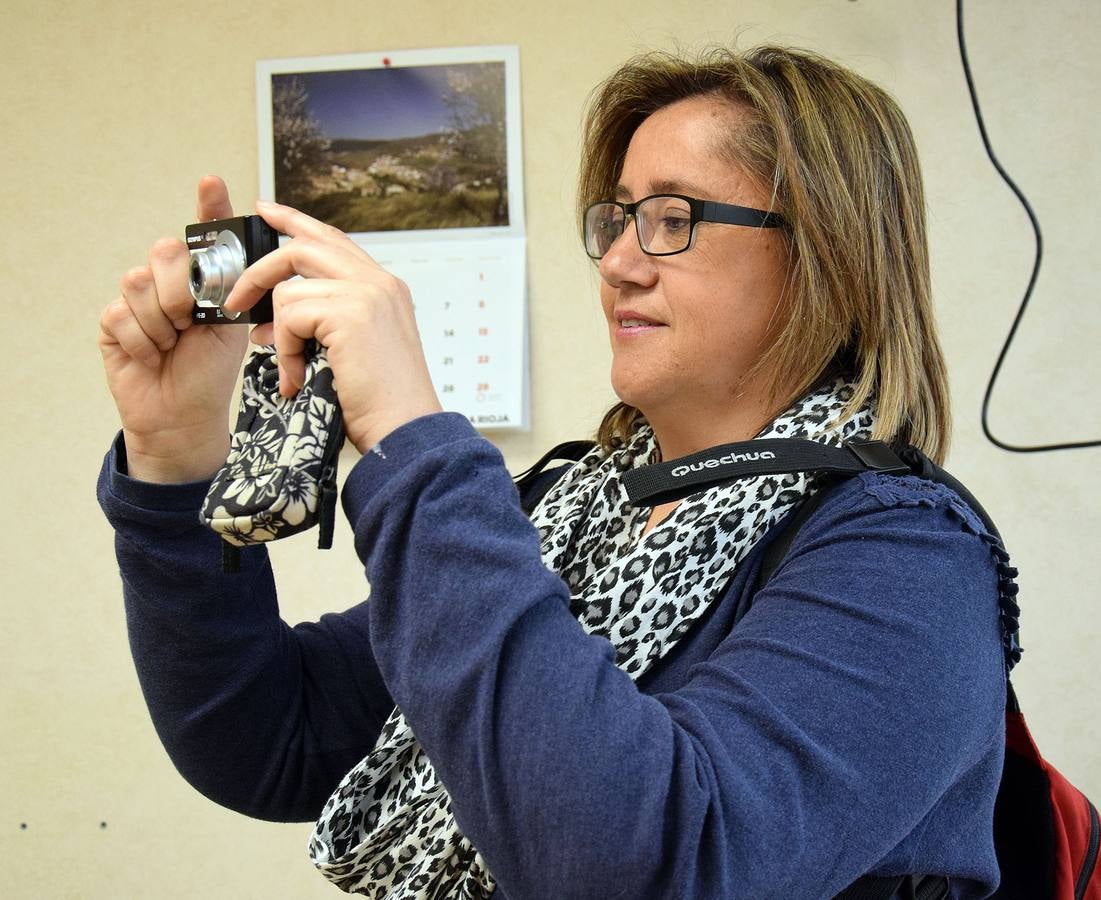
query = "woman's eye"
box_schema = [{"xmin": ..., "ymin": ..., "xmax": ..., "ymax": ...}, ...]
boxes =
[
  {"xmin": 660, "ymin": 216, "xmax": 690, "ymax": 233},
  {"xmin": 599, "ymin": 214, "xmax": 624, "ymax": 234}
]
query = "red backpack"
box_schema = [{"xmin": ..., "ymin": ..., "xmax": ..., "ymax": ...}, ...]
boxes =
[{"xmin": 994, "ymin": 683, "xmax": 1100, "ymax": 900}]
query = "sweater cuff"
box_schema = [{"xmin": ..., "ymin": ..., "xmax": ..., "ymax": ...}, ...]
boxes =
[
  {"xmin": 340, "ymin": 412, "xmax": 491, "ymax": 523},
  {"xmin": 98, "ymin": 431, "xmax": 214, "ymax": 524}
]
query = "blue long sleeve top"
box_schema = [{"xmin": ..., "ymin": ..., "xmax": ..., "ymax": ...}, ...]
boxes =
[{"xmin": 97, "ymin": 413, "xmax": 1007, "ymax": 899}]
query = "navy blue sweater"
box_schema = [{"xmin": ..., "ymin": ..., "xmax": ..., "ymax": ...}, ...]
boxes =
[{"xmin": 98, "ymin": 413, "xmax": 1006, "ymax": 899}]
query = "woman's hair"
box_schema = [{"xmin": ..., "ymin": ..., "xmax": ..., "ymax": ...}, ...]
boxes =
[{"xmin": 580, "ymin": 46, "xmax": 951, "ymax": 463}]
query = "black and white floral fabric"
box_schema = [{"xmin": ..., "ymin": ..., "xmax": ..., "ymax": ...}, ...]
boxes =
[
  {"xmin": 308, "ymin": 377, "xmax": 877, "ymax": 897},
  {"xmin": 201, "ymin": 342, "xmax": 343, "ymax": 546}
]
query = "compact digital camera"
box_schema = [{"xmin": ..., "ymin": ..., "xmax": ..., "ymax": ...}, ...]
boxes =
[{"xmin": 186, "ymin": 215, "xmax": 278, "ymax": 324}]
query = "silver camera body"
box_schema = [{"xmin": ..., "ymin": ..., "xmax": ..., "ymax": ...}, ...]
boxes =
[{"xmin": 186, "ymin": 215, "xmax": 278, "ymax": 324}]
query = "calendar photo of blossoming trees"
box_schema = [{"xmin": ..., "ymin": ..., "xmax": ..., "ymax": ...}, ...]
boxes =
[{"xmin": 270, "ymin": 60, "xmax": 509, "ymax": 232}]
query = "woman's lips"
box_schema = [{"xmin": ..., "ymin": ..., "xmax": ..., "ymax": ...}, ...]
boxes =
[
  {"xmin": 616, "ymin": 321, "xmax": 665, "ymax": 337},
  {"xmin": 614, "ymin": 310, "xmax": 666, "ymax": 337}
]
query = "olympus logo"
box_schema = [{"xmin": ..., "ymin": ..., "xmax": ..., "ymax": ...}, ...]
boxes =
[{"xmin": 670, "ymin": 450, "xmax": 777, "ymax": 478}]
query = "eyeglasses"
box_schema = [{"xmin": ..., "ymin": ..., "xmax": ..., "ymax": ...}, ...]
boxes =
[{"xmin": 583, "ymin": 193, "xmax": 786, "ymax": 259}]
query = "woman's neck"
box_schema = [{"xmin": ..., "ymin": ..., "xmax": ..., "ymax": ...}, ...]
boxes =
[{"xmin": 644, "ymin": 390, "xmax": 783, "ymax": 462}]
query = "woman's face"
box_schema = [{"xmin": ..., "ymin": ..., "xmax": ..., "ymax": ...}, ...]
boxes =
[{"xmin": 598, "ymin": 95, "xmax": 790, "ymax": 429}]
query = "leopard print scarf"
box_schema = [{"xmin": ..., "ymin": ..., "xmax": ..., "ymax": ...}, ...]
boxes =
[{"xmin": 308, "ymin": 376, "xmax": 876, "ymax": 897}]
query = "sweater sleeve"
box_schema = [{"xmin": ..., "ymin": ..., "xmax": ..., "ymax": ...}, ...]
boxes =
[
  {"xmin": 97, "ymin": 432, "xmax": 394, "ymax": 822},
  {"xmin": 343, "ymin": 414, "xmax": 1007, "ymax": 900}
]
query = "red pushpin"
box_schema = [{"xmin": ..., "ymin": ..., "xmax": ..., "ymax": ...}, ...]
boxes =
[{"xmin": 382, "ymin": 57, "xmax": 391, "ymax": 66}]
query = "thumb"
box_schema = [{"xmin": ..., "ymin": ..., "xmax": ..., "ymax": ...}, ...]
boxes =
[{"xmin": 196, "ymin": 175, "xmax": 234, "ymax": 222}]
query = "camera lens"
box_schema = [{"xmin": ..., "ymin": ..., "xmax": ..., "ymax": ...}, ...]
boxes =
[
  {"xmin": 189, "ymin": 256, "xmax": 203, "ymax": 294},
  {"xmin": 188, "ymin": 230, "xmax": 246, "ymax": 319}
]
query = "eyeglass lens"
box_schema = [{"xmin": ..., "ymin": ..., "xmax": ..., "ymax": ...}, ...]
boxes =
[{"xmin": 585, "ymin": 196, "xmax": 695, "ymax": 258}]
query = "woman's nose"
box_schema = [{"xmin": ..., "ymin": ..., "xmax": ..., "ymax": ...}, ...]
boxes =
[{"xmin": 598, "ymin": 218, "xmax": 658, "ymax": 289}]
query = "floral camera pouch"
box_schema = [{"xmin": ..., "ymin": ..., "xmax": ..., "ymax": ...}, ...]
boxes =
[{"xmin": 201, "ymin": 341, "xmax": 344, "ymax": 570}]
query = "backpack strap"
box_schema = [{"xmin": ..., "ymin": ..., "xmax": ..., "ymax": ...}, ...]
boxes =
[
  {"xmin": 526, "ymin": 437, "xmax": 1020, "ymax": 670},
  {"xmin": 513, "ymin": 440, "xmax": 596, "ymax": 515},
  {"xmin": 753, "ymin": 482, "xmax": 835, "ymax": 594},
  {"xmin": 833, "ymin": 874, "xmax": 950, "ymax": 900},
  {"xmin": 896, "ymin": 446, "xmax": 1002, "ymax": 544},
  {"xmin": 834, "ymin": 875, "xmax": 908, "ymax": 900},
  {"xmin": 750, "ymin": 444, "xmax": 999, "ymax": 593},
  {"xmin": 623, "ymin": 438, "xmax": 909, "ymax": 507}
]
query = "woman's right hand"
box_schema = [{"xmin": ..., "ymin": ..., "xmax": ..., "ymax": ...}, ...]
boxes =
[{"xmin": 99, "ymin": 176, "xmax": 249, "ymax": 483}]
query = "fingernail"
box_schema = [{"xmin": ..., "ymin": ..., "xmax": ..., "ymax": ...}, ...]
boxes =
[{"xmin": 256, "ymin": 199, "xmax": 275, "ymax": 209}]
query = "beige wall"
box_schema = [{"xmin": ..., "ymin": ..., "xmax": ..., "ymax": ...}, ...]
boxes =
[{"xmin": 2, "ymin": 0, "xmax": 1098, "ymax": 896}]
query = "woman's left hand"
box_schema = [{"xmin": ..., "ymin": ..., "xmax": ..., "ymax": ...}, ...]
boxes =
[{"xmin": 223, "ymin": 200, "xmax": 443, "ymax": 453}]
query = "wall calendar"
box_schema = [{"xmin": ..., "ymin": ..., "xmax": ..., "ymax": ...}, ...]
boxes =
[{"xmin": 257, "ymin": 45, "xmax": 528, "ymax": 430}]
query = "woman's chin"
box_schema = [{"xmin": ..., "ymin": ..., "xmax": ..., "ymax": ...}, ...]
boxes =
[{"xmin": 610, "ymin": 371, "xmax": 666, "ymax": 413}]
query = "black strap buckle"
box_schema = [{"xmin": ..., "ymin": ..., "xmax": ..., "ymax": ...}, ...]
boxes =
[{"xmin": 846, "ymin": 440, "xmax": 910, "ymax": 474}]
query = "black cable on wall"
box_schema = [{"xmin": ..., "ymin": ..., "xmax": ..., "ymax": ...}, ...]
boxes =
[{"xmin": 957, "ymin": 0, "xmax": 1100, "ymax": 452}]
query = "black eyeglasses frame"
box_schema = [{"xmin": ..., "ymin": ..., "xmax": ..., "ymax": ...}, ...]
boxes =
[{"xmin": 583, "ymin": 193, "xmax": 787, "ymax": 260}]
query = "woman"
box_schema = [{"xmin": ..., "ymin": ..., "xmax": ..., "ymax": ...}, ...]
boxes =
[{"xmin": 97, "ymin": 46, "xmax": 1008, "ymax": 898}]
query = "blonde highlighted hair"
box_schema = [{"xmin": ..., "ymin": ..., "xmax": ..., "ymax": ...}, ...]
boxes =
[{"xmin": 581, "ymin": 46, "xmax": 951, "ymax": 463}]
